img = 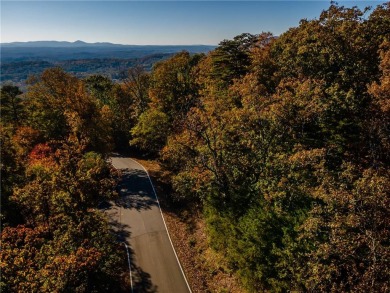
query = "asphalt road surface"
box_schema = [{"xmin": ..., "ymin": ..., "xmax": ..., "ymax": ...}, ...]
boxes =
[{"xmin": 105, "ymin": 154, "xmax": 191, "ymax": 293}]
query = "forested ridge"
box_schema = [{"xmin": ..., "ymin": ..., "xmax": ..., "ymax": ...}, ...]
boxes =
[
  {"xmin": 0, "ymin": 55, "xmax": 172, "ymax": 86},
  {"xmin": 1, "ymin": 3, "xmax": 389, "ymax": 292},
  {"xmin": 0, "ymin": 43, "xmax": 215, "ymax": 87}
]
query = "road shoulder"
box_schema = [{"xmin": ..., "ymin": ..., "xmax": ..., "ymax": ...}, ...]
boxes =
[{"xmin": 132, "ymin": 158, "xmax": 244, "ymax": 293}]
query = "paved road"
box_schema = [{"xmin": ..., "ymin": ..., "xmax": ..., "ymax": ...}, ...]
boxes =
[{"xmin": 105, "ymin": 155, "xmax": 191, "ymax": 293}]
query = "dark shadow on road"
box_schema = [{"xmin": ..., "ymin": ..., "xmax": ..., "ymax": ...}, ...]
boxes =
[
  {"xmin": 107, "ymin": 211, "xmax": 158, "ymax": 293},
  {"xmin": 115, "ymin": 168, "xmax": 158, "ymax": 211},
  {"xmin": 132, "ymin": 264, "xmax": 158, "ymax": 293},
  {"xmin": 107, "ymin": 154, "xmax": 189, "ymax": 292},
  {"xmin": 102, "ymin": 158, "xmax": 159, "ymax": 292},
  {"xmin": 121, "ymin": 243, "xmax": 158, "ymax": 293},
  {"xmin": 110, "ymin": 152, "xmax": 127, "ymax": 158},
  {"xmin": 108, "ymin": 214, "xmax": 131, "ymax": 242},
  {"xmin": 111, "ymin": 151, "xmax": 158, "ymax": 161}
]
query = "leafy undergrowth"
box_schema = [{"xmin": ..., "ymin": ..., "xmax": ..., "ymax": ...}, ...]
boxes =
[{"xmin": 134, "ymin": 158, "xmax": 244, "ymax": 293}]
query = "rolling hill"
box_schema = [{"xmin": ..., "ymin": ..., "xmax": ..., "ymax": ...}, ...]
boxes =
[{"xmin": 0, "ymin": 41, "xmax": 215, "ymax": 86}]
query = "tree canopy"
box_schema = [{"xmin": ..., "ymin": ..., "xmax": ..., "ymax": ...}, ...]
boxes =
[{"xmin": 1, "ymin": 3, "xmax": 389, "ymax": 292}]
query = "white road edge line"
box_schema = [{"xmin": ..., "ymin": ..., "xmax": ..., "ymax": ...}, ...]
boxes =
[
  {"xmin": 129, "ymin": 158, "xmax": 193, "ymax": 293},
  {"xmin": 123, "ymin": 242, "xmax": 134, "ymax": 293}
]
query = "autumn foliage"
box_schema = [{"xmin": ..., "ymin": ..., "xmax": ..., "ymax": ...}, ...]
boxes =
[
  {"xmin": 1, "ymin": 3, "xmax": 389, "ymax": 292},
  {"xmin": 159, "ymin": 3, "xmax": 389, "ymax": 292},
  {"xmin": 1, "ymin": 70, "xmax": 127, "ymax": 291}
]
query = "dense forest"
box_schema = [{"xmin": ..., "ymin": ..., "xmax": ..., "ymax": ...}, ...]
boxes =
[
  {"xmin": 1, "ymin": 3, "xmax": 389, "ymax": 292},
  {"xmin": 0, "ymin": 54, "xmax": 172, "ymax": 86}
]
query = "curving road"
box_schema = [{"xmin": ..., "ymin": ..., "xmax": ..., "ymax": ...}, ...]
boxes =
[{"xmin": 105, "ymin": 154, "xmax": 191, "ymax": 293}]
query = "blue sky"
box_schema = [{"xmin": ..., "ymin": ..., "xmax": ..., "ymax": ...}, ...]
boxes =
[{"xmin": 1, "ymin": 1, "xmax": 384, "ymax": 45}]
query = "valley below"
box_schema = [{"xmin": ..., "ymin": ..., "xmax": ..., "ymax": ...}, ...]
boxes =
[{"xmin": 0, "ymin": 41, "xmax": 215, "ymax": 87}]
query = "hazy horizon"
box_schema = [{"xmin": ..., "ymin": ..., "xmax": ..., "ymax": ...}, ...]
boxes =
[
  {"xmin": 1, "ymin": 1, "xmax": 383, "ymax": 45},
  {"xmin": 0, "ymin": 40, "xmax": 218, "ymax": 46}
]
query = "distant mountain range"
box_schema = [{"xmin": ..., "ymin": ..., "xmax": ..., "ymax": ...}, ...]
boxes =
[
  {"xmin": 1, "ymin": 40, "xmax": 216, "ymax": 48},
  {"xmin": 1, "ymin": 40, "xmax": 122, "ymax": 47},
  {"xmin": 0, "ymin": 41, "xmax": 216, "ymax": 62},
  {"xmin": 0, "ymin": 41, "xmax": 216, "ymax": 87}
]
